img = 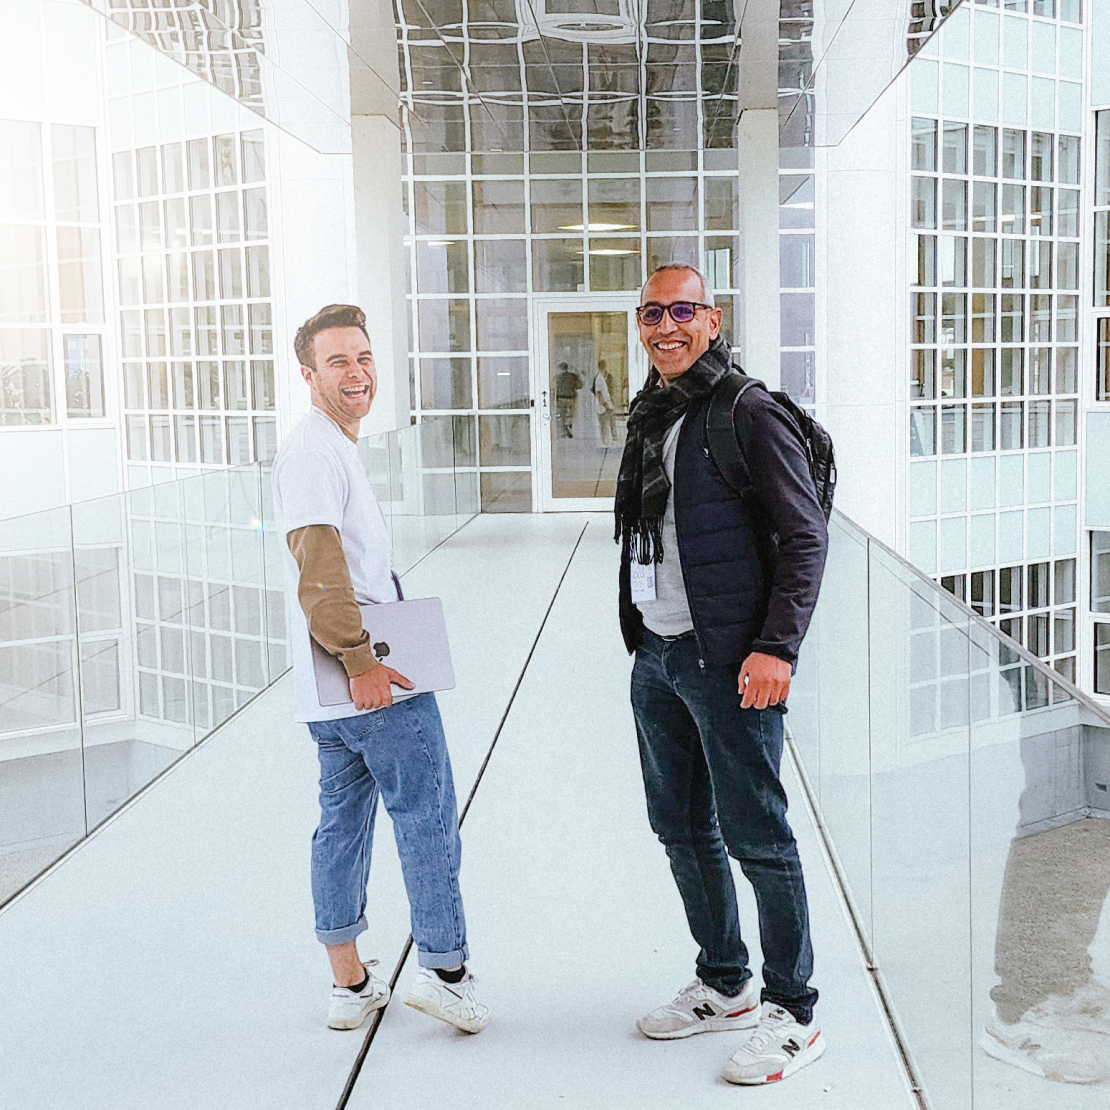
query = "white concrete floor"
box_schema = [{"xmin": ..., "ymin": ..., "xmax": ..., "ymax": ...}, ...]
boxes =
[{"xmin": 0, "ymin": 514, "xmax": 914, "ymax": 1110}]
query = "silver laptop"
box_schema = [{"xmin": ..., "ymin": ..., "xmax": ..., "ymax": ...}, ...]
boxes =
[{"xmin": 311, "ymin": 597, "xmax": 456, "ymax": 708}]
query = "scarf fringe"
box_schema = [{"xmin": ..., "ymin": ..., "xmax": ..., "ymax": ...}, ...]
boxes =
[{"xmin": 616, "ymin": 515, "xmax": 665, "ymax": 565}]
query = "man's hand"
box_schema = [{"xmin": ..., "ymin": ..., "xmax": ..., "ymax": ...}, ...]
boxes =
[
  {"xmin": 738, "ymin": 652, "xmax": 791, "ymax": 710},
  {"xmin": 349, "ymin": 664, "xmax": 415, "ymax": 711}
]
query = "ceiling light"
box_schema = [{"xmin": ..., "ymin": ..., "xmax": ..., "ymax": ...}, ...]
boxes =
[
  {"xmin": 426, "ymin": 240, "xmax": 456, "ymax": 247},
  {"xmin": 558, "ymin": 222, "xmax": 637, "ymax": 232},
  {"xmin": 578, "ymin": 248, "xmax": 639, "ymax": 257}
]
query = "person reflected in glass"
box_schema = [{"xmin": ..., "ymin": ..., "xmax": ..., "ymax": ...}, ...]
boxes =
[
  {"xmin": 981, "ymin": 732, "xmax": 1110, "ymax": 1084},
  {"xmin": 593, "ymin": 358, "xmax": 616, "ymax": 447},
  {"xmin": 615, "ymin": 265, "xmax": 829, "ymax": 1085},
  {"xmin": 554, "ymin": 361, "xmax": 582, "ymax": 438}
]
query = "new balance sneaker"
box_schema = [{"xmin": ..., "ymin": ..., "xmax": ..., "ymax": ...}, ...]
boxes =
[
  {"xmin": 980, "ymin": 1008, "xmax": 1109, "ymax": 1084},
  {"xmin": 721, "ymin": 1002, "xmax": 826, "ymax": 1085},
  {"xmin": 327, "ymin": 961, "xmax": 390, "ymax": 1030},
  {"xmin": 404, "ymin": 967, "xmax": 489, "ymax": 1034},
  {"xmin": 1024, "ymin": 981, "xmax": 1110, "ymax": 1037},
  {"xmin": 636, "ymin": 976, "xmax": 759, "ymax": 1040}
]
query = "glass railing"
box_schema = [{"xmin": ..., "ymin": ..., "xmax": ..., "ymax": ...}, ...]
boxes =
[
  {"xmin": 0, "ymin": 418, "xmax": 477, "ymax": 908},
  {"xmin": 790, "ymin": 510, "xmax": 1110, "ymax": 1106}
]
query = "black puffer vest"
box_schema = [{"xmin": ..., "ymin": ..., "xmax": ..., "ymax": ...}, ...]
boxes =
[{"xmin": 619, "ymin": 394, "xmax": 770, "ymax": 669}]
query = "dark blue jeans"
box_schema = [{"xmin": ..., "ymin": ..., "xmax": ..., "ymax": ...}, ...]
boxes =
[{"xmin": 631, "ymin": 629, "xmax": 817, "ymax": 1024}]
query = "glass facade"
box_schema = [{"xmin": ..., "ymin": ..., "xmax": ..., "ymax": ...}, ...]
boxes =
[
  {"xmin": 105, "ymin": 25, "xmax": 276, "ymax": 485},
  {"xmin": 907, "ymin": 0, "xmax": 1086, "ymax": 688}
]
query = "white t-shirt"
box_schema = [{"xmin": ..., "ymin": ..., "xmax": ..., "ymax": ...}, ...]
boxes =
[{"xmin": 271, "ymin": 407, "xmax": 397, "ymax": 723}]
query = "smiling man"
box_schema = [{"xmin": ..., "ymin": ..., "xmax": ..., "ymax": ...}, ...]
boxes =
[
  {"xmin": 271, "ymin": 304, "xmax": 487, "ymax": 1035},
  {"xmin": 615, "ymin": 266, "xmax": 828, "ymax": 1085}
]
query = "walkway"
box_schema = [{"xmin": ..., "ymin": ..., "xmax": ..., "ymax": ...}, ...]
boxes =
[{"xmin": 0, "ymin": 515, "xmax": 914, "ymax": 1109}]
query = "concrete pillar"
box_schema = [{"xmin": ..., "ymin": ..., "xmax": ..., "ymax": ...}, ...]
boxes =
[
  {"xmin": 350, "ymin": 0, "xmax": 408, "ymax": 436},
  {"xmin": 736, "ymin": 0, "xmax": 781, "ymax": 388}
]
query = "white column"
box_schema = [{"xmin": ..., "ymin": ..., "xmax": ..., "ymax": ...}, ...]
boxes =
[
  {"xmin": 352, "ymin": 115, "xmax": 409, "ymax": 436},
  {"xmin": 736, "ymin": 0, "xmax": 781, "ymax": 387}
]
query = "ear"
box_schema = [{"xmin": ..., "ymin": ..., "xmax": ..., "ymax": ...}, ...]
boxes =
[
  {"xmin": 300, "ymin": 363, "xmax": 314, "ymax": 386},
  {"xmin": 708, "ymin": 307, "xmax": 723, "ymax": 338}
]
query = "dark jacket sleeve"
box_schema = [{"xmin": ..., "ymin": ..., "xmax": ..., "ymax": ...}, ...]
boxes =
[{"xmin": 737, "ymin": 389, "xmax": 828, "ymax": 666}]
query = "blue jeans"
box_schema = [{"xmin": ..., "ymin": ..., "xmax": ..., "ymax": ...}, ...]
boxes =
[
  {"xmin": 631, "ymin": 630, "xmax": 817, "ymax": 1023},
  {"xmin": 307, "ymin": 693, "xmax": 468, "ymax": 970}
]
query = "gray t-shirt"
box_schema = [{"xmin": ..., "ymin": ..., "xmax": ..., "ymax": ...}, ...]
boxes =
[{"xmin": 636, "ymin": 416, "xmax": 694, "ymax": 637}]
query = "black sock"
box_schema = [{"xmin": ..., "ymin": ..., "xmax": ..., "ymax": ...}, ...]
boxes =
[
  {"xmin": 434, "ymin": 965, "xmax": 466, "ymax": 984},
  {"xmin": 342, "ymin": 971, "xmax": 369, "ymax": 993}
]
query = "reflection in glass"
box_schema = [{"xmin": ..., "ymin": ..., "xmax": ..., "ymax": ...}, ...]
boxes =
[{"xmin": 548, "ymin": 312, "xmax": 627, "ymax": 498}]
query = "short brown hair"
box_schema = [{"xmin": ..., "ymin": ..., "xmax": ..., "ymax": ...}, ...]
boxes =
[{"xmin": 294, "ymin": 304, "xmax": 371, "ymax": 369}]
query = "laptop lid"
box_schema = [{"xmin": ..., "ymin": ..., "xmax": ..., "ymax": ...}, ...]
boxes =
[{"xmin": 311, "ymin": 597, "xmax": 456, "ymax": 708}]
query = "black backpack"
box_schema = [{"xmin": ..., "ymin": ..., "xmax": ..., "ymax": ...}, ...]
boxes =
[{"xmin": 705, "ymin": 369, "xmax": 836, "ymax": 523}]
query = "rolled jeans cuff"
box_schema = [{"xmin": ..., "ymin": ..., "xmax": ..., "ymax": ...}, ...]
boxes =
[
  {"xmin": 417, "ymin": 943, "xmax": 470, "ymax": 970},
  {"xmin": 316, "ymin": 914, "xmax": 368, "ymax": 947}
]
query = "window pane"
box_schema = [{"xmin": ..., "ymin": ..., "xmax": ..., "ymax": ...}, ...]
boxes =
[
  {"xmin": 973, "ymin": 126, "xmax": 997, "ymax": 177},
  {"xmin": 971, "ymin": 402, "xmax": 995, "ymax": 451},
  {"xmin": 972, "ymin": 349, "xmax": 996, "ymax": 396},
  {"xmin": 64, "ymin": 335, "xmax": 104, "ymax": 417},
  {"xmin": 192, "ymin": 251, "xmax": 215, "ymax": 301},
  {"xmin": 912, "ymin": 177, "xmax": 937, "ymax": 228},
  {"xmin": 224, "ymin": 360, "xmax": 248, "ymax": 410},
  {"xmin": 1000, "ymin": 401, "xmax": 1024, "ymax": 449},
  {"xmin": 911, "ymin": 407, "xmax": 936, "ymax": 455},
  {"xmin": 972, "ymin": 293, "xmax": 995, "ymax": 341},
  {"xmin": 943, "ymin": 124, "xmax": 967, "ymax": 174},
  {"xmin": 200, "ymin": 415, "xmax": 223, "ymax": 463},
  {"xmin": 136, "ymin": 146, "xmax": 159, "ymax": 196},
  {"xmin": 1028, "ymin": 400, "xmax": 1050, "ymax": 447},
  {"xmin": 421, "ymin": 357, "xmax": 472, "ymax": 409},
  {"xmin": 1000, "ymin": 239, "xmax": 1024, "ymax": 287},
  {"xmin": 941, "ymin": 404, "xmax": 966, "ymax": 453},
  {"xmin": 972, "ymin": 182, "xmax": 996, "ymax": 232},
  {"xmin": 972, "ymin": 237, "xmax": 996, "ymax": 286},
  {"xmin": 0, "ymin": 329, "xmax": 52, "ymax": 424},
  {"xmin": 221, "ymin": 305, "xmax": 245, "ymax": 355},
  {"xmin": 478, "ymin": 414, "xmax": 530, "ymax": 466},
  {"xmin": 416, "ymin": 181, "xmax": 468, "ymax": 235},
  {"xmin": 218, "ymin": 249, "xmax": 242, "ymax": 299},
  {"xmin": 216, "ymin": 191, "xmax": 240, "ymax": 243},
  {"xmin": 1002, "ymin": 129, "xmax": 1026, "ymax": 179},
  {"xmin": 187, "ymin": 138, "xmax": 210, "ymax": 190},
  {"xmin": 52, "ymin": 125, "xmax": 98, "ymax": 221},
  {"xmin": 416, "ymin": 239, "xmax": 468, "ymax": 294},
  {"xmin": 1055, "ymin": 399, "xmax": 1076, "ymax": 445},
  {"xmin": 912, "ymin": 118, "xmax": 937, "ymax": 170},
  {"xmin": 251, "ymin": 360, "xmax": 274, "ymax": 409},
  {"xmin": 645, "ymin": 177, "xmax": 696, "ymax": 231},
  {"xmin": 243, "ymin": 188, "xmax": 267, "ymax": 240},
  {"xmin": 939, "ymin": 235, "xmax": 966, "ymax": 286},
  {"xmin": 473, "ymin": 180, "xmax": 525, "ymax": 234},
  {"xmin": 57, "ymin": 227, "xmax": 104, "ymax": 322},
  {"xmin": 912, "ymin": 349, "xmax": 935, "ymax": 399},
  {"xmin": 245, "ymin": 245, "xmax": 270, "ymax": 298},
  {"xmin": 704, "ymin": 177, "xmax": 738, "ymax": 230},
  {"xmin": 0, "ymin": 224, "xmax": 48, "ymax": 321},
  {"xmin": 915, "ymin": 235, "xmax": 936, "ymax": 285},
  {"xmin": 197, "ymin": 361, "xmax": 220, "ymax": 409},
  {"xmin": 214, "ymin": 135, "xmax": 237, "ymax": 186},
  {"xmin": 172, "ymin": 360, "xmax": 194, "ymax": 408},
  {"xmin": 162, "ymin": 143, "xmax": 184, "ymax": 194},
  {"xmin": 477, "ymin": 356, "xmax": 528, "ymax": 410},
  {"xmin": 248, "ymin": 304, "xmax": 271, "ymax": 355},
  {"xmin": 241, "ymin": 130, "xmax": 265, "ymax": 184},
  {"xmin": 189, "ymin": 194, "xmax": 213, "ymax": 246}
]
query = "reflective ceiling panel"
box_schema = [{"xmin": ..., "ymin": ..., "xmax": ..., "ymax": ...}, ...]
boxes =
[{"xmin": 396, "ymin": 0, "xmax": 743, "ymax": 153}]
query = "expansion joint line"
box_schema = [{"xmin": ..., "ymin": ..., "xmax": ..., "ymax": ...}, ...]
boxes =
[{"xmin": 334, "ymin": 520, "xmax": 592, "ymax": 1110}]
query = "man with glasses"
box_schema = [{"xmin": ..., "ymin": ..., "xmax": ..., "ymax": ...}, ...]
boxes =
[{"xmin": 615, "ymin": 265, "xmax": 828, "ymax": 1084}]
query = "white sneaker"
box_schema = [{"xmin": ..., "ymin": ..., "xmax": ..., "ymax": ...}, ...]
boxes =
[
  {"xmin": 327, "ymin": 961, "xmax": 390, "ymax": 1030},
  {"xmin": 1025, "ymin": 981, "xmax": 1110, "ymax": 1037},
  {"xmin": 721, "ymin": 1002, "xmax": 826, "ymax": 1085},
  {"xmin": 637, "ymin": 977, "xmax": 760, "ymax": 1040},
  {"xmin": 404, "ymin": 967, "xmax": 489, "ymax": 1034},
  {"xmin": 980, "ymin": 1008, "xmax": 1109, "ymax": 1084}
]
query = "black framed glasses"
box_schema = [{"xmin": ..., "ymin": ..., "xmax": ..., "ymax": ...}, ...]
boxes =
[{"xmin": 635, "ymin": 301, "xmax": 713, "ymax": 326}]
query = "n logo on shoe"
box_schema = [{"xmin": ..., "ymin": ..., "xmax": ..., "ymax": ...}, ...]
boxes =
[
  {"xmin": 782, "ymin": 1038, "xmax": 801, "ymax": 1057},
  {"xmin": 692, "ymin": 1003, "xmax": 717, "ymax": 1021}
]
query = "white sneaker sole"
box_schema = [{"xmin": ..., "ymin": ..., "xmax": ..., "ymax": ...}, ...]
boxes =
[
  {"xmin": 327, "ymin": 989, "xmax": 389, "ymax": 1031},
  {"xmin": 722, "ymin": 1029, "xmax": 826, "ymax": 1084},
  {"xmin": 979, "ymin": 1029, "xmax": 1105, "ymax": 1084},
  {"xmin": 404, "ymin": 990, "xmax": 487, "ymax": 1034},
  {"xmin": 637, "ymin": 1003, "xmax": 760, "ymax": 1040}
]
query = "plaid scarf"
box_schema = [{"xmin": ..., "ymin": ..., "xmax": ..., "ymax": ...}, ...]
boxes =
[{"xmin": 614, "ymin": 336, "xmax": 731, "ymax": 564}]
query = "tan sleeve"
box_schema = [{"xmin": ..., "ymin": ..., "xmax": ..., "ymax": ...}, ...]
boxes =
[{"xmin": 287, "ymin": 524, "xmax": 379, "ymax": 679}]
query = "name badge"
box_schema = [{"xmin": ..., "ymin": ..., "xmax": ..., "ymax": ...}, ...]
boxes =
[{"xmin": 630, "ymin": 557, "xmax": 657, "ymax": 603}]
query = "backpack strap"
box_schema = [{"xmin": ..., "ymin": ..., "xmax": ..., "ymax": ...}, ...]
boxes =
[{"xmin": 705, "ymin": 370, "xmax": 762, "ymax": 500}]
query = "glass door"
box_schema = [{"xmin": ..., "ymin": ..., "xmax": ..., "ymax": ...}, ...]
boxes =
[{"xmin": 532, "ymin": 296, "xmax": 645, "ymax": 512}]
